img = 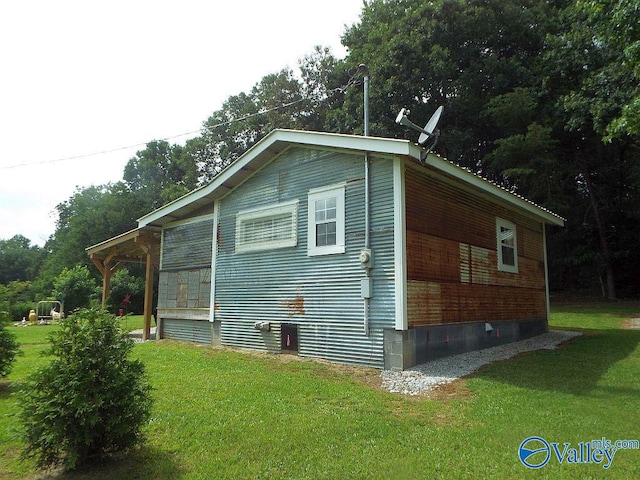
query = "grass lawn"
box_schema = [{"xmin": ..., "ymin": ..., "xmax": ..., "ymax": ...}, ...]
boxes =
[{"xmin": 1, "ymin": 304, "xmax": 639, "ymax": 479}]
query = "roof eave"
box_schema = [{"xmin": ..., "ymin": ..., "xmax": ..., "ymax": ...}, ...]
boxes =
[{"xmin": 138, "ymin": 129, "xmax": 423, "ymax": 227}]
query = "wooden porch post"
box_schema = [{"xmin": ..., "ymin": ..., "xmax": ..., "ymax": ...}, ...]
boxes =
[
  {"xmin": 137, "ymin": 239, "xmax": 155, "ymax": 341},
  {"xmin": 90, "ymin": 252, "xmax": 123, "ymax": 308}
]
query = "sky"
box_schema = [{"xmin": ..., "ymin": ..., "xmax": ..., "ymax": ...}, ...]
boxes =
[{"xmin": 0, "ymin": 0, "xmax": 364, "ymax": 246}]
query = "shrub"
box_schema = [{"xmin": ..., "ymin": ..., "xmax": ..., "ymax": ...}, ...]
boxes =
[
  {"xmin": 53, "ymin": 265, "xmax": 98, "ymax": 313},
  {"xmin": 107, "ymin": 267, "xmax": 145, "ymax": 314},
  {"xmin": 18, "ymin": 308, "xmax": 153, "ymax": 470},
  {"xmin": 0, "ymin": 312, "xmax": 20, "ymax": 378}
]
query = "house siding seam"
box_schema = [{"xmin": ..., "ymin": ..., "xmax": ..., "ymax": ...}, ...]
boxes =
[{"xmin": 215, "ymin": 147, "xmax": 396, "ymax": 368}]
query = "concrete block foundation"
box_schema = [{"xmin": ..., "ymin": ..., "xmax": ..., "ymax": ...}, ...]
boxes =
[{"xmin": 384, "ymin": 318, "xmax": 547, "ymax": 371}]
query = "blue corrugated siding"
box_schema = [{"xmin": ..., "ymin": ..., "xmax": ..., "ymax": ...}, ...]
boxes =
[
  {"xmin": 215, "ymin": 147, "xmax": 396, "ymax": 368},
  {"xmin": 162, "ymin": 318, "xmax": 212, "ymax": 344}
]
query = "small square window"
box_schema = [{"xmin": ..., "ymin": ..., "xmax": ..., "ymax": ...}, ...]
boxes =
[
  {"xmin": 308, "ymin": 184, "xmax": 345, "ymax": 256},
  {"xmin": 496, "ymin": 218, "xmax": 518, "ymax": 273}
]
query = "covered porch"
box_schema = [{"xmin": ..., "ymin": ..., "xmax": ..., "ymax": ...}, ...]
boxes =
[{"xmin": 86, "ymin": 226, "xmax": 161, "ymax": 340}]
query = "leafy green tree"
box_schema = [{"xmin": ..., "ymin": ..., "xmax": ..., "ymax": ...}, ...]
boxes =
[
  {"xmin": 53, "ymin": 265, "xmax": 98, "ymax": 313},
  {"xmin": 38, "ymin": 182, "xmax": 149, "ymax": 294},
  {"xmin": 338, "ymin": 0, "xmax": 640, "ymax": 297},
  {"xmin": 339, "ymin": 0, "xmax": 565, "ymax": 166},
  {"xmin": 0, "ymin": 311, "xmax": 20, "ymax": 378},
  {"xmin": 19, "ymin": 308, "xmax": 153, "ymax": 470},
  {"xmin": 199, "ymin": 69, "xmax": 307, "ymax": 182},
  {"xmin": 298, "ymin": 45, "xmax": 344, "ymax": 131},
  {"xmin": 540, "ymin": 1, "xmax": 640, "ymax": 298},
  {"xmin": 0, "ymin": 281, "xmax": 36, "ymax": 321},
  {"xmin": 123, "ymin": 140, "xmax": 198, "ymax": 209},
  {"xmin": 0, "ymin": 235, "xmax": 43, "ymax": 284},
  {"xmin": 107, "ymin": 267, "xmax": 145, "ymax": 314},
  {"xmin": 577, "ymin": 0, "xmax": 640, "ymax": 140}
]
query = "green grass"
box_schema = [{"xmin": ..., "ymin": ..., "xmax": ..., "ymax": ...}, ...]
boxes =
[{"xmin": 1, "ymin": 303, "xmax": 639, "ymax": 479}]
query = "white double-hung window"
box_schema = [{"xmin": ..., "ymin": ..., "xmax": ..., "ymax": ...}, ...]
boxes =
[
  {"xmin": 235, "ymin": 200, "xmax": 298, "ymax": 253},
  {"xmin": 496, "ymin": 217, "xmax": 518, "ymax": 273},
  {"xmin": 307, "ymin": 184, "xmax": 345, "ymax": 256}
]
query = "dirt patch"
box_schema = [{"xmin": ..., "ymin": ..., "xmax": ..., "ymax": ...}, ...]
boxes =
[
  {"xmin": 621, "ymin": 318, "xmax": 640, "ymax": 329},
  {"xmin": 427, "ymin": 379, "xmax": 474, "ymax": 402}
]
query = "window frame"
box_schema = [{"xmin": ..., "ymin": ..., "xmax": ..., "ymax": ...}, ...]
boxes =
[
  {"xmin": 307, "ymin": 184, "xmax": 346, "ymax": 256},
  {"xmin": 235, "ymin": 200, "xmax": 298, "ymax": 253},
  {"xmin": 496, "ymin": 217, "xmax": 518, "ymax": 273}
]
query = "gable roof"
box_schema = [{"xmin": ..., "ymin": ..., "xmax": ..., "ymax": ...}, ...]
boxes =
[{"xmin": 138, "ymin": 129, "xmax": 564, "ymax": 228}]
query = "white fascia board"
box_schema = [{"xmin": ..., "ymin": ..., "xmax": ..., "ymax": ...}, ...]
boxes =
[
  {"xmin": 138, "ymin": 130, "xmax": 423, "ymax": 227},
  {"xmin": 271, "ymin": 129, "xmax": 423, "ymax": 158},
  {"xmin": 138, "ymin": 128, "xmax": 563, "ymax": 229},
  {"xmin": 393, "ymin": 157, "xmax": 408, "ymax": 331},
  {"xmin": 138, "ymin": 184, "xmax": 209, "ymax": 227}
]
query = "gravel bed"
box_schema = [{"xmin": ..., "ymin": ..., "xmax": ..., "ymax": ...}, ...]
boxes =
[{"xmin": 381, "ymin": 330, "xmax": 581, "ymax": 396}]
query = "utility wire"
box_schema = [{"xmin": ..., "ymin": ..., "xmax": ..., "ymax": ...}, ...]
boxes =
[{"xmin": 2, "ymin": 98, "xmax": 310, "ymax": 170}]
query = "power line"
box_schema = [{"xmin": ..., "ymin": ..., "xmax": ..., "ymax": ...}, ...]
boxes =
[{"xmin": 1, "ymin": 97, "xmax": 310, "ymax": 170}]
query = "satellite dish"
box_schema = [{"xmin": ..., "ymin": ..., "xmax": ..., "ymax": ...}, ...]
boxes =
[
  {"xmin": 395, "ymin": 106, "xmax": 444, "ymax": 158},
  {"xmin": 419, "ymin": 106, "xmax": 443, "ymax": 144}
]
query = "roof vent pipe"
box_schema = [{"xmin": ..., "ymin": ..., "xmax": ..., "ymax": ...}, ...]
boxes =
[{"xmin": 359, "ymin": 64, "xmax": 370, "ymax": 137}]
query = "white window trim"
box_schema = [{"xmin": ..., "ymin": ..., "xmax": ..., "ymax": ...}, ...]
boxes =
[
  {"xmin": 496, "ymin": 217, "xmax": 518, "ymax": 273},
  {"xmin": 235, "ymin": 200, "xmax": 298, "ymax": 253},
  {"xmin": 307, "ymin": 184, "xmax": 346, "ymax": 256}
]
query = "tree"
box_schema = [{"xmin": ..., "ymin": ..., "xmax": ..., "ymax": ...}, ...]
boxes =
[
  {"xmin": 53, "ymin": 265, "xmax": 98, "ymax": 313},
  {"xmin": 38, "ymin": 182, "xmax": 149, "ymax": 294},
  {"xmin": 19, "ymin": 308, "xmax": 153, "ymax": 470},
  {"xmin": 123, "ymin": 140, "xmax": 199, "ymax": 210},
  {"xmin": 338, "ymin": 0, "xmax": 640, "ymax": 297},
  {"xmin": 0, "ymin": 235, "xmax": 43, "ymax": 284},
  {"xmin": 199, "ymin": 69, "xmax": 307, "ymax": 182},
  {"xmin": 0, "ymin": 281, "xmax": 36, "ymax": 321},
  {"xmin": 0, "ymin": 311, "xmax": 20, "ymax": 378},
  {"xmin": 339, "ymin": 0, "xmax": 566, "ymax": 166},
  {"xmin": 540, "ymin": 1, "xmax": 640, "ymax": 298},
  {"xmin": 578, "ymin": 0, "xmax": 640, "ymax": 140},
  {"xmin": 107, "ymin": 267, "xmax": 145, "ymax": 315}
]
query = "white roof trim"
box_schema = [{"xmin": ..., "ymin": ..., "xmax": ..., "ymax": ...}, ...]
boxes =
[{"xmin": 138, "ymin": 129, "xmax": 564, "ymax": 227}]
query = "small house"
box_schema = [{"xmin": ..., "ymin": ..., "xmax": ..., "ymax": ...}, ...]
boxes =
[{"xmin": 88, "ymin": 129, "xmax": 564, "ymax": 370}]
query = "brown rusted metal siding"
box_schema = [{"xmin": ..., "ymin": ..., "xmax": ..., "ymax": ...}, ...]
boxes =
[{"xmin": 405, "ymin": 166, "xmax": 547, "ymax": 327}]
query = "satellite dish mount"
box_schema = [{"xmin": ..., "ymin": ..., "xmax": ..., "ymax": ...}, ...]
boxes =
[{"xmin": 395, "ymin": 105, "xmax": 444, "ymax": 162}]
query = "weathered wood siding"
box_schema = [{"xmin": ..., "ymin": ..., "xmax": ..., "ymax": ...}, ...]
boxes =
[{"xmin": 405, "ymin": 165, "xmax": 546, "ymax": 327}]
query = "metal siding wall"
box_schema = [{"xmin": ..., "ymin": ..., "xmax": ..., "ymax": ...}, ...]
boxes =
[
  {"xmin": 162, "ymin": 318, "xmax": 212, "ymax": 344},
  {"xmin": 405, "ymin": 166, "xmax": 547, "ymax": 327},
  {"xmin": 158, "ymin": 218, "xmax": 213, "ymax": 336},
  {"xmin": 162, "ymin": 219, "xmax": 214, "ymax": 269},
  {"xmin": 215, "ymin": 147, "xmax": 396, "ymax": 368}
]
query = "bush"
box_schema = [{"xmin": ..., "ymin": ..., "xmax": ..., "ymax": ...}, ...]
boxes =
[
  {"xmin": 53, "ymin": 265, "xmax": 98, "ymax": 313},
  {"xmin": 0, "ymin": 313, "xmax": 20, "ymax": 378},
  {"xmin": 18, "ymin": 308, "xmax": 153, "ymax": 470},
  {"xmin": 107, "ymin": 267, "xmax": 145, "ymax": 314}
]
